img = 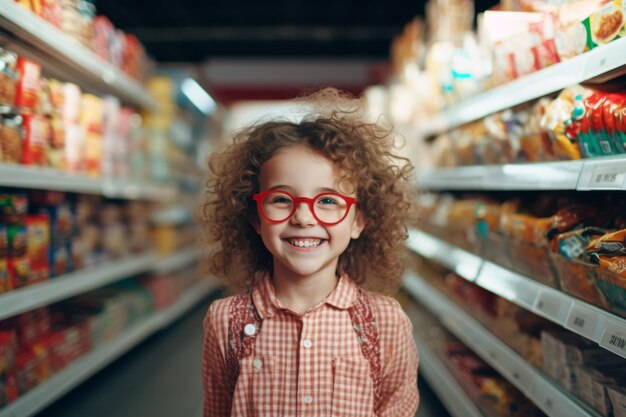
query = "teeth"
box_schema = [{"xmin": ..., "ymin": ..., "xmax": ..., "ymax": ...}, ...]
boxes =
[{"xmin": 288, "ymin": 239, "xmax": 322, "ymax": 248}]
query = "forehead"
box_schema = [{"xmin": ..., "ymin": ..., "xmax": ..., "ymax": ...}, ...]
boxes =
[{"xmin": 259, "ymin": 145, "xmax": 352, "ymax": 192}]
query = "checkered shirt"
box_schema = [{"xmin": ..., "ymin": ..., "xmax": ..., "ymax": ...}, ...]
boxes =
[{"xmin": 202, "ymin": 275, "xmax": 419, "ymax": 417}]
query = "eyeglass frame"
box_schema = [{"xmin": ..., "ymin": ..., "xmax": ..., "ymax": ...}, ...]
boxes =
[{"xmin": 252, "ymin": 190, "xmax": 357, "ymax": 226}]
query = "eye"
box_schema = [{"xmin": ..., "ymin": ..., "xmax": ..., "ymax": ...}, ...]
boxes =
[
  {"xmin": 269, "ymin": 195, "xmax": 292, "ymax": 204},
  {"xmin": 317, "ymin": 196, "xmax": 339, "ymax": 205}
]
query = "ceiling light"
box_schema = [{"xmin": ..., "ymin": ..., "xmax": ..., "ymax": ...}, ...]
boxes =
[{"xmin": 181, "ymin": 78, "xmax": 216, "ymax": 115}]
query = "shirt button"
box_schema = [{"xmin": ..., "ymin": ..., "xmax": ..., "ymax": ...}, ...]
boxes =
[
  {"xmin": 252, "ymin": 358, "xmax": 263, "ymax": 369},
  {"xmin": 303, "ymin": 339, "xmax": 312, "ymax": 348},
  {"xmin": 244, "ymin": 323, "xmax": 256, "ymax": 336},
  {"xmin": 303, "ymin": 395, "xmax": 313, "ymax": 404}
]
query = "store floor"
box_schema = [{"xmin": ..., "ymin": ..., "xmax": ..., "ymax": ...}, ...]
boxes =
[{"xmin": 38, "ymin": 291, "xmax": 451, "ymax": 417}]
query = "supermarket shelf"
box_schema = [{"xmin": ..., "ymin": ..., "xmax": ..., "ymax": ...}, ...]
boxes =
[
  {"xmin": 416, "ymin": 37, "xmax": 626, "ymax": 137},
  {"xmin": 418, "ymin": 155, "xmax": 626, "ymax": 191},
  {"xmin": 404, "ymin": 273, "xmax": 602, "ymax": 417},
  {"xmin": 0, "ymin": 0, "xmax": 156, "ymax": 111},
  {"xmin": 0, "ymin": 164, "xmax": 177, "ymax": 200},
  {"xmin": 151, "ymin": 206, "xmax": 194, "ymax": 226},
  {"xmin": 0, "ymin": 248, "xmax": 200, "ymax": 321},
  {"xmin": 0, "ymin": 278, "xmax": 217, "ymax": 417},
  {"xmin": 152, "ymin": 248, "xmax": 200, "ymax": 274},
  {"xmin": 413, "ymin": 332, "xmax": 485, "ymax": 417},
  {"xmin": 407, "ymin": 228, "xmax": 626, "ymax": 360}
]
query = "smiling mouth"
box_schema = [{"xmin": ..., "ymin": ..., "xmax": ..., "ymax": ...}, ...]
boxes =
[{"xmin": 286, "ymin": 238, "xmax": 323, "ymax": 248}]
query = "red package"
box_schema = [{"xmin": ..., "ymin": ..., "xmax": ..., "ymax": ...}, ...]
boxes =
[
  {"xmin": 15, "ymin": 348, "xmax": 38, "ymax": 393},
  {"xmin": 25, "ymin": 215, "xmax": 50, "ymax": 283},
  {"xmin": 21, "ymin": 114, "xmax": 49, "ymax": 166},
  {"xmin": 41, "ymin": 0, "xmax": 62, "ymax": 28},
  {"xmin": 0, "ymin": 331, "xmax": 17, "ymax": 375},
  {"xmin": 15, "ymin": 57, "xmax": 41, "ymax": 111},
  {"xmin": 92, "ymin": 16, "xmax": 114, "ymax": 61},
  {"xmin": 3, "ymin": 372, "xmax": 19, "ymax": 405}
]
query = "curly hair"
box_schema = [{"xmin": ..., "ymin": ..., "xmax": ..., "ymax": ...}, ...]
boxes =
[{"xmin": 200, "ymin": 89, "xmax": 415, "ymax": 294}]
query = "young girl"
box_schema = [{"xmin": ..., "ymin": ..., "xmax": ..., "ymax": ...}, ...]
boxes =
[{"xmin": 200, "ymin": 89, "xmax": 419, "ymax": 417}]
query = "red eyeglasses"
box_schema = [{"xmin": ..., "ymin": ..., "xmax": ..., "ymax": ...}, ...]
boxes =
[{"xmin": 253, "ymin": 190, "xmax": 357, "ymax": 225}]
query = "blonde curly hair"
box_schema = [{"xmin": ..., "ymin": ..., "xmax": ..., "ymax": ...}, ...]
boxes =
[{"xmin": 200, "ymin": 89, "xmax": 415, "ymax": 294}]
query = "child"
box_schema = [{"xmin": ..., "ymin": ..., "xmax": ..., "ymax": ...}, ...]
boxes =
[{"xmin": 200, "ymin": 89, "xmax": 419, "ymax": 417}]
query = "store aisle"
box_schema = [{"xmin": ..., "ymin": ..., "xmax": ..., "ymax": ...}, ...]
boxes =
[{"xmin": 37, "ymin": 289, "xmax": 450, "ymax": 417}]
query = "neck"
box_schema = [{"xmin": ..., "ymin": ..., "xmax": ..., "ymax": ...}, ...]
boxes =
[{"xmin": 272, "ymin": 267, "xmax": 339, "ymax": 314}]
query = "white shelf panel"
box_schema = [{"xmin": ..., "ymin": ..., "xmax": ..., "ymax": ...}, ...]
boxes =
[
  {"xmin": 407, "ymin": 228, "xmax": 626, "ymax": 359},
  {"xmin": 419, "ymin": 160, "xmax": 584, "ymax": 191},
  {"xmin": 413, "ymin": 332, "xmax": 485, "ymax": 417},
  {"xmin": 406, "ymin": 228, "xmax": 481, "ymax": 280},
  {"xmin": 0, "ymin": 164, "xmax": 176, "ymax": 201},
  {"xmin": 0, "ymin": 278, "xmax": 217, "ymax": 417},
  {"xmin": 404, "ymin": 273, "xmax": 602, "ymax": 417},
  {"xmin": 0, "ymin": 252, "xmax": 158, "ymax": 321},
  {"xmin": 0, "ymin": 248, "xmax": 200, "ymax": 321},
  {"xmin": 416, "ymin": 37, "xmax": 626, "ymax": 137},
  {"xmin": 152, "ymin": 248, "xmax": 199, "ymax": 275},
  {"xmin": 0, "ymin": 0, "xmax": 156, "ymax": 111},
  {"xmin": 151, "ymin": 206, "xmax": 194, "ymax": 226}
]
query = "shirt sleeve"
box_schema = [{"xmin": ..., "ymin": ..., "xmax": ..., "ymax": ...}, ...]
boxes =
[
  {"xmin": 202, "ymin": 300, "xmax": 232, "ymax": 417},
  {"xmin": 378, "ymin": 302, "xmax": 420, "ymax": 417}
]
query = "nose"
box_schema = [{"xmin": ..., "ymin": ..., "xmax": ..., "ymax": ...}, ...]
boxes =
[{"xmin": 290, "ymin": 201, "xmax": 316, "ymax": 227}]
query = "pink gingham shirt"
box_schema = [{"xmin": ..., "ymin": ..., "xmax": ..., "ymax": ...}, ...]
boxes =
[{"xmin": 202, "ymin": 275, "xmax": 419, "ymax": 417}]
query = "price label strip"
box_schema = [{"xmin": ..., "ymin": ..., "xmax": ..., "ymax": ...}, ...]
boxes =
[
  {"xmin": 578, "ymin": 160, "xmax": 626, "ymax": 190},
  {"xmin": 565, "ymin": 303, "xmax": 598, "ymax": 340},
  {"xmin": 533, "ymin": 290, "xmax": 571, "ymax": 324},
  {"xmin": 600, "ymin": 320, "xmax": 626, "ymax": 359}
]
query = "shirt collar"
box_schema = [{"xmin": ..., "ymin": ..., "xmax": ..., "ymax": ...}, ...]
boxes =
[{"xmin": 251, "ymin": 274, "xmax": 358, "ymax": 319}]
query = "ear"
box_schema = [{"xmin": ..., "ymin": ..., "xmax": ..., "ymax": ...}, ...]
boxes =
[{"xmin": 350, "ymin": 210, "xmax": 365, "ymax": 239}]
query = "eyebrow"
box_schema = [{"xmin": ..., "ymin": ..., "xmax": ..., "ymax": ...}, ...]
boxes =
[{"xmin": 267, "ymin": 185, "xmax": 340, "ymax": 193}]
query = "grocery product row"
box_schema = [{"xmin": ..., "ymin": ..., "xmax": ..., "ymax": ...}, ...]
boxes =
[
  {"xmin": 425, "ymin": 85, "xmax": 626, "ymax": 171},
  {"xmin": 390, "ymin": 0, "xmax": 626, "ymax": 134},
  {"xmin": 11, "ymin": 0, "xmax": 148, "ymax": 82},
  {"xmin": 403, "ymin": 255, "xmax": 626, "ymax": 417},
  {"xmin": 0, "ymin": 189, "xmax": 199, "ymax": 317},
  {"xmin": 0, "ymin": 0, "xmax": 153, "ymax": 110},
  {"xmin": 0, "ymin": 267, "xmax": 216, "ymax": 417},
  {"xmin": 400, "ymin": 292, "xmax": 548, "ymax": 417},
  {"xmin": 0, "ymin": 43, "xmax": 165, "ymax": 182},
  {"xmin": 414, "ymin": 191, "xmax": 626, "ymax": 319}
]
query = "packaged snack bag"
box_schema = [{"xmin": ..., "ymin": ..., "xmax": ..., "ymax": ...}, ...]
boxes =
[{"xmin": 587, "ymin": 229, "xmax": 626, "ymax": 274}]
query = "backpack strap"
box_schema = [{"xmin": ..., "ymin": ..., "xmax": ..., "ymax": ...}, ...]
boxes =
[
  {"xmin": 347, "ymin": 288, "xmax": 383, "ymax": 414},
  {"xmin": 226, "ymin": 292, "xmax": 261, "ymax": 390}
]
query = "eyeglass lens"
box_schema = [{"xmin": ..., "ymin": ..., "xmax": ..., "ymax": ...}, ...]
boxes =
[{"xmin": 259, "ymin": 192, "xmax": 349, "ymax": 223}]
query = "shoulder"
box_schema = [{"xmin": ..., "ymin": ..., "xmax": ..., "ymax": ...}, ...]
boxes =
[
  {"xmin": 361, "ymin": 290, "xmax": 413, "ymax": 336},
  {"xmin": 363, "ymin": 291, "xmax": 409, "ymax": 322},
  {"xmin": 203, "ymin": 295, "xmax": 235, "ymax": 335}
]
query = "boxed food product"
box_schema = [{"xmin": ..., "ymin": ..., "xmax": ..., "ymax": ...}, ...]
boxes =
[
  {"xmin": 0, "ymin": 259, "xmax": 9, "ymax": 293},
  {"xmin": 0, "ymin": 330, "xmax": 17, "ymax": 375},
  {"xmin": 0, "ymin": 372, "xmax": 19, "ymax": 406},
  {"xmin": 0, "ymin": 193, "xmax": 27, "ymax": 225},
  {"xmin": 62, "ymin": 83, "xmax": 81, "ymax": 124},
  {"xmin": 0, "ymin": 47, "xmax": 18, "ymax": 106},
  {"xmin": 14, "ymin": 57, "xmax": 41, "ymax": 111},
  {"xmin": 26, "ymin": 214, "xmax": 50, "ymax": 283},
  {"xmin": 64, "ymin": 122, "xmax": 85, "ymax": 173},
  {"xmin": 8, "ymin": 256, "xmax": 29, "ymax": 289},
  {"xmin": 0, "ymin": 114, "xmax": 24, "ymax": 164},
  {"xmin": 21, "ymin": 114, "xmax": 50, "ymax": 166}
]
